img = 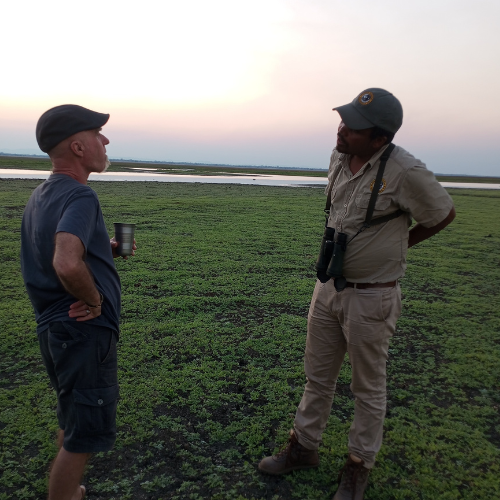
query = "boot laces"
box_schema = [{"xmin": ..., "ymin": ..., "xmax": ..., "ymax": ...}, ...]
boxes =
[{"xmin": 273, "ymin": 431, "xmax": 299, "ymax": 460}]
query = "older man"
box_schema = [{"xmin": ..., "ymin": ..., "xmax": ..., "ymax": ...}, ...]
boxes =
[
  {"xmin": 258, "ymin": 89, "xmax": 455, "ymax": 500},
  {"xmin": 21, "ymin": 105, "xmax": 134, "ymax": 500}
]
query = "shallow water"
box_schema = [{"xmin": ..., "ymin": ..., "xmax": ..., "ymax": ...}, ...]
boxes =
[
  {"xmin": 0, "ymin": 169, "xmax": 328, "ymax": 187},
  {"xmin": 1, "ymin": 169, "xmax": 499, "ymax": 189}
]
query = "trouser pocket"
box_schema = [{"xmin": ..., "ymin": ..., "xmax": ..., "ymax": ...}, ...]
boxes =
[{"xmin": 73, "ymin": 384, "xmax": 119, "ymax": 435}]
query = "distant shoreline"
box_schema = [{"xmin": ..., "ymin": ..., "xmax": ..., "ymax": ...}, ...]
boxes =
[
  {"xmin": 0, "ymin": 153, "xmax": 326, "ymax": 173},
  {"xmin": 0, "ymin": 153, "xmax": 498, "ymax": 182}
]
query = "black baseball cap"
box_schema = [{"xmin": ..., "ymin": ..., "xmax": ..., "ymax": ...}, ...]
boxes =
[
  {"xmin": 333, "ymin": 88, "xmax": 403, "ymax": 134},
  {"xmin": 36, "ymin": 104, "xmax": 110, "ymax": 153}
]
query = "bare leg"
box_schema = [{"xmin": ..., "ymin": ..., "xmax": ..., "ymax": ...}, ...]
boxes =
[
  {"xmin": 48, "ymin": 430, "xmax": 89, "ymax": 500},
  {"xmin": 56, "ymin": 429, "xmax": 64, "ymax": 449}
]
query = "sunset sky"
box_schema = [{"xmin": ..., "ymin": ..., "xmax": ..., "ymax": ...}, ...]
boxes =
[{"xmin": 1, "ymin": 0, "xmax": 499, "ymax": 175}]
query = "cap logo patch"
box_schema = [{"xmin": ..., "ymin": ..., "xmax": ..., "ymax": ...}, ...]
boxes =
[
  {"xmin": 358, "ymin": 92, "xmax": 374, "ymax": 106},
  {"xmin": 370, "ymin": 178, "xmax": 387, "ymax": 193}
]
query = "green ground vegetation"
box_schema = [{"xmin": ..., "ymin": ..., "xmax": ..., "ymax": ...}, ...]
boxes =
[
  {"xmin": 1, "ymin": 155, "xmax": 499, "ymax": 183},
  {"xmin": 0, "ymin": 180, "xmax": 499, "ymax": 499}
]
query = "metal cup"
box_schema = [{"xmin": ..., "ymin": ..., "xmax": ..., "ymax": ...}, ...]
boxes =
[{"xmin": 113, "ymin": 223, "xmax": 135, "ymax": 256}]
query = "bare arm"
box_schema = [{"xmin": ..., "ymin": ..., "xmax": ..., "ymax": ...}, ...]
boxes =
[
  {"xmin": 53, "ymin": 232, "xmax": 102, "ymax": 321},
  {"xmin": 408, "ymin": 206, "xmax": 456, "ymax": 248}
]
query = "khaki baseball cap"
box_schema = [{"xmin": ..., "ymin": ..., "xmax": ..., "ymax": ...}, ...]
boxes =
[{"xmin": 333, "ymin": 88, "xmax": 403, "ymax": 134}]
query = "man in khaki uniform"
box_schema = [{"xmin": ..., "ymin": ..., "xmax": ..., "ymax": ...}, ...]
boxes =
[{"xmin": 258, "ymin": 88, "xmax": 456, "ymax": 500}]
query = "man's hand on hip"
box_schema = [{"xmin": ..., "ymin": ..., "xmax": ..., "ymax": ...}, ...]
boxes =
[
  {"xmin": 53, "ymin": 232, "xmax": 103, "ymax": 315},
  {"xmin": 68, "ymin": 300, "xmax": 102, "ymax": 322}
]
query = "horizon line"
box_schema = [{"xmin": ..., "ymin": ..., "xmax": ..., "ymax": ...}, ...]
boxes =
[{"xmin": 1, "ymin": 152, "xmax": 499, "ymax": 179}]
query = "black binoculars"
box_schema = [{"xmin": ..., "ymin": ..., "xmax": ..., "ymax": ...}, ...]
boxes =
[
  {"xmin": 315, "ymin": 228, "xmax": 348, "ymax": 290},
  {"xmin": 315, "ymin": 227, "xmax": 336, "ymax": 272}
]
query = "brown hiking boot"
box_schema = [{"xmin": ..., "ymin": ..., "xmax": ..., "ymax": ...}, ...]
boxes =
[
  {"xmin": 258, "ymin": 429, "xmax": 319, "ymax": 475},
  {"xmin": 332, "ymin": 456, "xmax": 370, "ymax": 500}
]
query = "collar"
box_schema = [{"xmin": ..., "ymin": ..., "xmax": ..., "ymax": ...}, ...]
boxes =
[
  {"xmin": 366, "ymin": 143, "xmax": 391, "ymax": 168},
  {"xmin": 340, "ymin": 143, "xmax": 391, "ymax": 179}
]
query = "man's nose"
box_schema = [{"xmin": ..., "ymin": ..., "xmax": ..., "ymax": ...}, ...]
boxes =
[{"xmin": 102, "ymin": 135, "xmax": 110, "ymax": 146}]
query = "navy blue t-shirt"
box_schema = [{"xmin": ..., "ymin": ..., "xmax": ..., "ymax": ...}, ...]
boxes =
[{"xmin": 21, "ymin": 174, "xmax": 121, "ymax": 334}]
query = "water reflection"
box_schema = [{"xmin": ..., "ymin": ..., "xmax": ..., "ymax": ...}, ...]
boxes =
[{"xmin": 0, "ymin": 169, "xmax": 499, "ymax": 189}]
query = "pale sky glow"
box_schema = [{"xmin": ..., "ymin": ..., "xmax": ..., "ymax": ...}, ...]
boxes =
[{"xmin": 1, "ymin": 0, "xmax": 499, "ymax": 174}]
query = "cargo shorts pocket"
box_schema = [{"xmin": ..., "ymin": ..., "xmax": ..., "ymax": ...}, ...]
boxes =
[
  {"xmin": 99, "ymin": 330, "xmax": 118, "ymax": 365},
  {"xmin": 48, "ymin": 321, "xmax": 89, "ymax": 353},
  {"xmin": 73, "ymin": 384, "xmax": 119, "ymax": 434}
]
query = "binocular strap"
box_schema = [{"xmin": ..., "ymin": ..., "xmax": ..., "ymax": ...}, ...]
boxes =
[{"xmin": 318, "ymin": 143, "xmax": 404, "ymax": 290}]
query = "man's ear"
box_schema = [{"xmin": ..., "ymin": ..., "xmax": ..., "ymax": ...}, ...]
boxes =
[
  {"xmin": 371, "ymin": 135, "xmax": 388, "ymax": 149},
  {"xmin": 69, "ymin": 140, "xmax": 85, "ymax": 157}
]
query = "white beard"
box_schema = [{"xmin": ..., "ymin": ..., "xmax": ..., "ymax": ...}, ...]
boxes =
[{"xmin": 102, "ymin": 155, "xmax": 111, "ymax": 173}]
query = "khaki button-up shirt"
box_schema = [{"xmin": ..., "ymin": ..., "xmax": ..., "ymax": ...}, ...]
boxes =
[{"xmin": 325, "ymin": 144, "xmax": 453, "ymax": 283}]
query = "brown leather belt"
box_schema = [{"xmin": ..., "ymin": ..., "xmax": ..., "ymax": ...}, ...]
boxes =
[{"xmin": 345, "ymin": 281, "xmax": 397, "ymax": 289}]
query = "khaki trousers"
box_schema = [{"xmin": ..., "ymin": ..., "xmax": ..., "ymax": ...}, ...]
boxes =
[{"xmin": 294, "ymin": 279, "xmax": 402, "ymax": 468}]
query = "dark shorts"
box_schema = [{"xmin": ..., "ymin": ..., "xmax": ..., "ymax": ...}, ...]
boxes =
[{"xmin": 39, "ymin": 321, "xmax": 119, "ymax": 453}]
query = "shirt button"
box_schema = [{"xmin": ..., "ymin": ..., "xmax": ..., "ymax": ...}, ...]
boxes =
[
  {"xmin": 344, "ymin": 204, "xmax": 347, "ymax": 207},
  {"xmin": 62, "ymin": 343, "xmax": 67, "ymax": 349},
  {"xmin": 98, "ymin": 399, "xmax": 104, "ymax": 405}
]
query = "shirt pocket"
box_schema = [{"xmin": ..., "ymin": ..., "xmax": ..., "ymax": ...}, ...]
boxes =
[{"xmin": 355, "ymin": 194, "xmax": 392, "ymax": 212}]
